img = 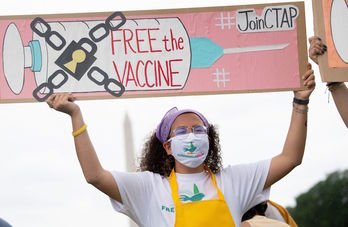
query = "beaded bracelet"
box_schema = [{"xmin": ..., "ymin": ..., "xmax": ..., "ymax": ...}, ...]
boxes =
[
  {"xmin": 293, "ymin": 103, "xmax": 308, "ymax": 114},
  {"xmin": 72, "ymin": 124, "xmax": 87, "ymax": 137}
]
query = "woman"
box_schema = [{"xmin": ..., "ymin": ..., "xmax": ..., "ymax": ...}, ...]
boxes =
[{"xmin": 46, "ymin": 63, "xmax": 315, "ymax": 227}]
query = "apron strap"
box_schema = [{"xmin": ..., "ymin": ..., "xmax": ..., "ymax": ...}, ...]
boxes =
[
  {"xmin": 267, "ymin": 200, "xmax": 298, "ymax": 227},
  {"xmin": 169, "ymin": 169, "xmax": 181, "ymax": 206},
  {"xmin": 205, "ymin": 167, "xmax": 225, "ymax": 201}
]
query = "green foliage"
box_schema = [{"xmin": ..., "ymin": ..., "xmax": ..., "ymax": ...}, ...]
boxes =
[{"xmin": 287, "ymin": 169, "xmax": 348, "ymax": 227}]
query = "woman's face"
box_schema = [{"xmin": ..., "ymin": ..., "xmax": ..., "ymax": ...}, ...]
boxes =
[{"xmin": 164, "ymin": 113, "xmax": 204, "ymax": 155}]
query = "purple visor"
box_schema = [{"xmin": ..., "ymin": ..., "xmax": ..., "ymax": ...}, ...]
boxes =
[{"xmin": 156, "ymin": 107, "xmax": 210, "ymax": 143}]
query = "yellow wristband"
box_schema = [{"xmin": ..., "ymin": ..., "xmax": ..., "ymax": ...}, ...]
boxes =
[{"xmin": 72, "ymin": 124, "xmax": 87, "ymax": 137}]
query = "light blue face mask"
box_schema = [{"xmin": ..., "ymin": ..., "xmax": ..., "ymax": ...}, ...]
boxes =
[{"xmin": 169, "ymin": 133, "xmax": 209, "ymax": 168}]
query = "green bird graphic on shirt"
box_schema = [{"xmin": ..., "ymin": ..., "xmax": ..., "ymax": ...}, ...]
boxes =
[{"xmin": 180, "ymin": 184, "xmax": 205, "ymax": 202}]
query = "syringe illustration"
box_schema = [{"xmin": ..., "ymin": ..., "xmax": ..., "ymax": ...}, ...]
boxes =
[
  {"xmin": 2, "ymin": 13, "xmax": 289, "ymax": 102},
  {"xmin": 190, "ymin": 37, "xmax": 288, "ymax": 68}
]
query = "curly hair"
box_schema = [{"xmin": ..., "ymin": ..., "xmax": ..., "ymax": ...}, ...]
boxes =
[
  {"xmin": 138, "ymin": 125, "xmax": 223, "ymax": 177},
  {"xmin": 241, "ymin": 202, "xmax": 268, "ymax": 222}
]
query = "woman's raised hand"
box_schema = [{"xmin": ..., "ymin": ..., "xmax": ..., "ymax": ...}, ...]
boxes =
[
  {"xmin": 46, "ymin": 93, "xmax": 80, "ymax": 116},
  {"xmin": 293, "ymin": 62, "xmax": 316, "ymax": 100}
]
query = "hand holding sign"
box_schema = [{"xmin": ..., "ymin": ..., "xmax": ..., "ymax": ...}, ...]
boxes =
[
  {"xmin": 46, "ymin": 93, "xmax": 79, "ymax": 116},
  {"xmin": 293, "ymin": 63, "xmax": 315, "ymax": 100}
]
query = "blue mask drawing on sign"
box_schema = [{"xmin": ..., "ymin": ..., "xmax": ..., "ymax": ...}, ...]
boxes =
[{"xmin": 170, "ymin": 133, "xmax": 209, "ymax": 168}]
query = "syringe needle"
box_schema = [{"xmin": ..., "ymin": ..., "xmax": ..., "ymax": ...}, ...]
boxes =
[{"xmin": 223, "ymin": 43, "xmax": 289, "ymax": 54}]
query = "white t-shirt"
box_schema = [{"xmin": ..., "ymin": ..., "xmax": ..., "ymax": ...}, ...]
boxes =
[{"xmin": 110, "ymin": 159, "xmax": 271, "ymax": 227}]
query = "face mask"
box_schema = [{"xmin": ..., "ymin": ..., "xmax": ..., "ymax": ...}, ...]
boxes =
[{"xmin": 170, "ymin": 133, "xmax": 209, "ymax": 168}]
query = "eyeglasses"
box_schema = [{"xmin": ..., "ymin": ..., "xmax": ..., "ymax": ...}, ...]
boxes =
[{"xmin": 168, "ymin": 125, "xmax": 207, "ymax": 140}]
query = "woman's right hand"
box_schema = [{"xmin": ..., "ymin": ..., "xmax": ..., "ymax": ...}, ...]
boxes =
[{"xmin": 46, "ymin": 93, "xmax": 79, "ymax": 117}]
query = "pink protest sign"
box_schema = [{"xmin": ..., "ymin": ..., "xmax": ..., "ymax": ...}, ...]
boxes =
[{"xmin": 0, "ymin": 2, "xmax": 307, "ymax": 103}]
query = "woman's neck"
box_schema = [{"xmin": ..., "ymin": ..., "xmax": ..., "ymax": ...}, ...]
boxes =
[{"xmin": 174, "ymin": 161, "xmax": 205, "ymax": 174}]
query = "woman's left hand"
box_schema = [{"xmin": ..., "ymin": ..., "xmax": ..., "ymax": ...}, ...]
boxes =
[{"xmin": 294, "ymin": 62, "xmax": 316, "ymax": 100}]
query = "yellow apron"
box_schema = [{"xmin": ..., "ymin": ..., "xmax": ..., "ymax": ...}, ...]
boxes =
[
  {"xmin": 267, "ymin": 200, "xmax": 298, "ymax": 227},
  {"xmin": 169, "ymin": 168, "xmax": 236, "ymax": 227}
]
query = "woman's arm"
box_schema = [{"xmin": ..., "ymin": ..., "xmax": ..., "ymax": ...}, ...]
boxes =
[
  {"xmin": 308, "ymin": 36, "xmax": 348, "ymax": 128},
  {"xmin": 47, "ymin": 93, "xmax": 122, "ymax": 203},
  {"xmin": 264, "ymin": 63, "xmax": 315, "ymax": 189},
  {"xmin": 330, "ymin": 83, "xmax": 348, "ymax": 127}
]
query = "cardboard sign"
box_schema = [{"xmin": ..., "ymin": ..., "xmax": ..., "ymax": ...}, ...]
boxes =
[
  {"xmin": 312, "ymin": 0, "xmax": 348, "ymax": 82},
  {"xmin": 0, "ymin": 2, "xmax": 307, "ymax": 103}
]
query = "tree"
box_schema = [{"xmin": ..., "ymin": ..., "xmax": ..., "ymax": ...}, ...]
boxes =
[{"xmin": 287, "ymin": 169, "xmax": 348, "ymax": 227}]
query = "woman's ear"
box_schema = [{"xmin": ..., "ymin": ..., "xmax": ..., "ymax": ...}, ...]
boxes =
[{"xmin": 163, "ymin": 141, "xmax": 172, "ymax": 155}]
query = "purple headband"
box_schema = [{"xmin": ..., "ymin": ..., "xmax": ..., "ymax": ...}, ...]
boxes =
[{"xmin": 156, "ymin": 107, "xmax": 210, "ymax": 143}]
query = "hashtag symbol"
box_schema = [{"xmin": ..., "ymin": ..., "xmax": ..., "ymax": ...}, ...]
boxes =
[
  {"xmin": 215, "ymin": 12, "xmax": 235, "ymax": 30},
  {"xmin": 213, "ymin": 68, "xmax": 230, "ymax": 88}
]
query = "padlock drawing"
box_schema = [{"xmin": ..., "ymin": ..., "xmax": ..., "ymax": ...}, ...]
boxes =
[{"xmin": 55, "ymin": 38, "xmax": 97, "ymax": 81}]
